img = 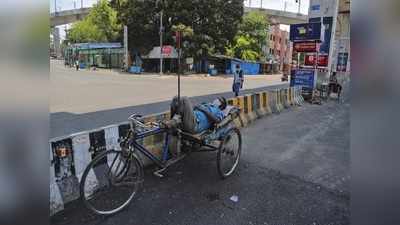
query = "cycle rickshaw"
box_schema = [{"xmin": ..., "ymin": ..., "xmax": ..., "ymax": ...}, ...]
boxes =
[{"xmin": 79, "ymin": 96, "xmax": 242, "ymax": 215}]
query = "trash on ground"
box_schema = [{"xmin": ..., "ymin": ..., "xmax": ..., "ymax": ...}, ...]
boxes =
[{"xmin": 230, "ymin": 195, "xmax": 239, "ymax": 202}]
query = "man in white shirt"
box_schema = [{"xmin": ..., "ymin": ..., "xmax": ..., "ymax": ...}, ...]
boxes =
[{"xmin": 232, "ymin": 64, "xmax": 243, "ymax": 96}]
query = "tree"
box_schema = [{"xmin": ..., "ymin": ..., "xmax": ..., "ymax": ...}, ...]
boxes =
[
  {"xmin": 226, "ymin": 11, "xmax": 269, "ymax": 61},
  {"xmin": 111, "ymin": 0, "xmax": 243, "ymax": 59},
  {"xmin": 227, "ymin": 34, "xmax": 260, "ymax": 61},
  {"xmin": 110, "ymin": 0, "xmax": 159, "ymax": 53},
  {"xmin": 69, "ymin": 0, "xmax": 121, "ymax": 43}
]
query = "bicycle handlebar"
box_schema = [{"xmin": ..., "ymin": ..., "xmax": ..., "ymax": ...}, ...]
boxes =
[{"xmin": 128, "ymin": 113, "xmax": 160, "ymax": 131}]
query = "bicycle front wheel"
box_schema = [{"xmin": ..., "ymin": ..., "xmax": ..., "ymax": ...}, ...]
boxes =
[{"xmin": 80, "ymin": 149, "xmax": 143, "ymax": 215}]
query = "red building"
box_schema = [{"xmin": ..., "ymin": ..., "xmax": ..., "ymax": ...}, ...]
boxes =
[{"xmin": 267, "ymin": 25, "xmax": 292, "ymax": 72}]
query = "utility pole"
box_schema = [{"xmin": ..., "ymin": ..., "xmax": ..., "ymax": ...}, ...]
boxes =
[
  {"xmin": 176, "ymin": 31, "xmax": 182, "ymax": 101},
  {"xmin": 296, "ymin": 0, "xmax": 301, "ymax": 14},
  {"xmin": 260, "ymin": 0, "xmax": 262, "ymax": 8},
  {"xmin": 81, "ymin": 0, "xmax": 83, "ymax": 8},
  {"xmin": 124, "ymin": 25, "xmax": 128, "ymax": 71},
  {"xmin": 54, "ymin": 0, "xmax": 57, "ymax": 13},
  {"xmin": 159, "ymin": 10, "xmax": 164, "ymax": 75}
]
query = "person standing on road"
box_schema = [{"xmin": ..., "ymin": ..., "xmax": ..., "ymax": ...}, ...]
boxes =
[
  {"xmin": 232, "ymin": 64, "xmax": 243, "ymax": 97},
  {"xmin": 239, "ymin": 66, "xmax": 244, "ymax": 88}
]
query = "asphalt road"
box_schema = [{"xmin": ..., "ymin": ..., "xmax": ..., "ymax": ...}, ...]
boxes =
[
  {"xmin": 50, "ymin": 60, "xmax": 288, "ymax": 138},
  {"xmin": 51, "ymin": 96, "xmax": 350, "ymax": 225},
  {"xmin": 50, "ymin": 83, "xmax": 288, "ymax": 139},
  {"xmin": 51, "ymin": 60, "xmax": 285, "ymax": 114}
]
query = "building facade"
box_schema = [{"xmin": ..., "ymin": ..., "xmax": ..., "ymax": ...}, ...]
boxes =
[{"xmin": 266, "ymin": 25, "xmax": 292, "ymax": 72}]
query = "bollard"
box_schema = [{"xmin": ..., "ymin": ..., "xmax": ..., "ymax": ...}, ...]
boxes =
[
  {"xmin": 243, "ymin": 94, "xmax": 255, "ymax": 124},
  {"xmin": 255, "ymin": 92, "xmax": 268, "ymax": 117},
  {"xmin": 268, "ymin": 90, "xmax": 279, "ymax": 113},
  {"xmin": 248, "ymin": 94, "xmax": 258, "ymax": 122},
  {"xmin": 236, "ymin": 96, "xmax": 248, "ymax": 127},
  {"xmin": 288, "ymin": 87, "xmax": 296, "ymax": 106},
  {"xmin": 282, "ymin": 89, "xmax": 290, "ymax": 108},
  {"xmin": 228, "ymin": 97, "xmax": 243, "ymax": 128},
  {"xmin": 263, "ymin": 92, "xmax": 273, "ymax": 114},
  {"xmin": 276, "ymin": 90, "xmax": 284, "ymax": 112}
]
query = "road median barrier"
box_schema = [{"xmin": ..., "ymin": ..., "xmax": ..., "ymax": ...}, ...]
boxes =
[
  {"xmin": 275, "ymin": 90, "xmax": 284, "ymax": 112},
  {"xmin": 49, "ymin": 86, "xmax": 301, "ymax": 215},
  {"xmin": 245, "ymin": 94, "xmax": 257, "ymax": 123},
  {"xmin": 268, "ymin": 90, "xmax": 279, "ymax": 113},
  {"xmin": 287, "ymin": 88, "xmax": 294, "ymax": 106},
  {"xmin": 281, "ymin": 89, "xmax": 290, "ymax": 108},
  {"xmin": 254, "ymin": 92, "xmax": 268, "ymax": 117},
  {"xmin": 289, "ymin": 87, "xmax": 295, "ymax": 106}
]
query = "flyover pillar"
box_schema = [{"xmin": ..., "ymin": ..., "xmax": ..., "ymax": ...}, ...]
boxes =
[{"xmin": 52, "ymin": 27, "xmax": 61, "ymax": 59}]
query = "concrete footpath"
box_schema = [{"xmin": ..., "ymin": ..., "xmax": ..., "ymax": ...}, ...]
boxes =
[{"xmin": 51, "ymin": 98, "xmax": 350, "ymax": 225}]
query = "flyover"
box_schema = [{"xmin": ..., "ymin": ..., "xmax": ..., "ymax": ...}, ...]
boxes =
[
  {"xmin": 244, "ymin": 7, "xmax": 308, "ymax": 25},
  {"xmin": 50, "ymin": 8, "xmax": 91, "ymax": 27},
  {"xmin": 50, "ymin": 6, "xmax": 308, "ymax": 27}
]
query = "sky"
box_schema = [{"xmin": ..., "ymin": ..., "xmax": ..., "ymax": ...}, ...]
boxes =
[{"xmin": 51, "ymin": 0, "xmax": 310, "ymax": 39}]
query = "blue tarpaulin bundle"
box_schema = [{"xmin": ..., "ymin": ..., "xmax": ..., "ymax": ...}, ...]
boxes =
[{"xmin": 129, "ymin": 66, "xmax": 142, "ymax": 74}]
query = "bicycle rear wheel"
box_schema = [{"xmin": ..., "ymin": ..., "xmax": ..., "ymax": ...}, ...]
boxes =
[
  {"xmin": 80, "ymin": 149, "xmax": 143, "ymax": 215},
  {"xmin": 217, "ymin": 127, "xmax": 242, "ymax": 179}
]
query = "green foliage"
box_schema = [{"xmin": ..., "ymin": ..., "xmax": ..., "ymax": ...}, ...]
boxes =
[
  {"xmin": 227, "ymin": 11, "xmax": 269, "ymax": 61},
  {"xmin": 226, "ymin": 34, "xmax": 260, "ymax": 61},
  {"xmin": 238, "ymin": 11, "xmax": 269, "ymax": 48},
  {"xmin": 69, "ymin": 0, "xmax": 121, "ymax": 43},
  {"xmin": 171, "ymin": 24, "xmax": 194, "ymax": 37},
  {"xmin": 111, "ymin": 0, "xmax": 243, "ymax": 58},
  {"xmin": 69, "ymin": 20, "xmax": 106, "ymax": 42}
]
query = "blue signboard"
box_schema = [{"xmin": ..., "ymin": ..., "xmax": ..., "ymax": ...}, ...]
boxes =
[
  {"xmin": 309, "ymin": 17, "xmax": 333, "ymax": 55},
  {"xmin": 290, "ymin": 69, "xmax": 315, "ymax": 89},
  {"xmin": 311, "ymin": 5, "xmax": 320, "ymax": 11},
  {"xmin": 290, "ymin": 23, "xmax": 322, "ymax": 42}
]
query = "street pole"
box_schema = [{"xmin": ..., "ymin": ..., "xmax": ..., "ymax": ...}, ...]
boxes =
[
  {"xmin": 124, "ymin": 25, "xmax": 128, "ymax": 71},
  {"xmin": 178, "ymin": 48, "xmax": 181, "ymax": 101},
  {"xmin": 176, "ymin": 31, "xmax": 182, "ymax": 102},
  {"xmin": 159, "ymin": 10, "xmax": 164, "ymax": 75},
  {"xmin": 54, "ymin": 0, "xmax": 57, "ymax": 13},
  {"xmin": 296, "ymin": 0, "xmax": 301, "ymax": 14},
  {"xmin": 297, "ymin": 0, "xmax": 301, "ymax": 14}
]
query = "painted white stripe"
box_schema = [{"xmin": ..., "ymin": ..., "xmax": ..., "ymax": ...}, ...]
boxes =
[
  {"xmin": 104, "ymin": 125, "xmax": 120, "ymax": 151},
  {"xmin": 72, "ymin": 133, "xmax": 91, "ymax": 181},
  {"xmin": 71, "ymin": 133, "xmax": 101, "ymax": 198}
]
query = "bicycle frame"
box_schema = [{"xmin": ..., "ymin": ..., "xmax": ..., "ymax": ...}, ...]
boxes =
[
  {"xmin": 127, "ymin": 126, "xmax": 170, "ymax": 168},
  {"xmin": 124, "ymin": 110, "xmax": 237, "ymax": 169}
]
